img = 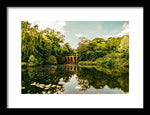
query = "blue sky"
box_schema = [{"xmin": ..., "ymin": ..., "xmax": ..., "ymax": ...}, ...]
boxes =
[
  {"xmin": 29, "ymin": 21, "xmax": 129, "ymax": 49},
  {"xmin": 63, "ymin": 21, "xmax": 129, "ymax": 49}
]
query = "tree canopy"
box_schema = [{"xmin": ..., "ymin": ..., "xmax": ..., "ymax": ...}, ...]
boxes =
[{"xmin": 21, "ymin": 21, "xmax": 74, "ymax": 66}]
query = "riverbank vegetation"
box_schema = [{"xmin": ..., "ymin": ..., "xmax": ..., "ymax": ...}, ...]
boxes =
[{"xmin": 77, "ymin": 35, "xmax": 129, "ymax": 75}]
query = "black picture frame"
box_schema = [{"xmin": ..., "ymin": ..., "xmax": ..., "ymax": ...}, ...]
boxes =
[{"xmin": 0, "ymin": 0, "xmax": 148, "ymax": 113}]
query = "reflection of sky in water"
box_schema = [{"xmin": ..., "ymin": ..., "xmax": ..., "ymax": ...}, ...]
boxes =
[{"xmin": 59, "ymin": 75, "xmax": 124, "ymax": 94}]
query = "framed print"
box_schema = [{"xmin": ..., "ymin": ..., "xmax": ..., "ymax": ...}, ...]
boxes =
[{"xmin": 1, "ymin": 0, "xmax": 147, "ymax": 111}]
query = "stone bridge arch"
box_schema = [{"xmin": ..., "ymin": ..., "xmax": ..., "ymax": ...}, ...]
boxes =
[{"xmin": 64, "ymin": 55, "xmax": 78, "ymax": 63}]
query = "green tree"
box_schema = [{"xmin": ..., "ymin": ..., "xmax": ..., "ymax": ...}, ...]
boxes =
[
  {"xmin": 118, "ymin": 35, "xmax": 129, "ymax": 52},
  {"xmin": 107, "ymin": 37, "xmax": 122, "ymax": 51},
  {"xmin": 77, "ymin": 37, "xmax": 90, "ymax": 61},
  {"xmin": 21, "ymin": 21, "xmax": 66, "ymax": 65},
  {"xmin": 62, "ymin": 43, "xmax": 75, "ymax": 56},
  {"xmin": 44, "ymin": 28, "xmax": 65, "ymax": 56}
]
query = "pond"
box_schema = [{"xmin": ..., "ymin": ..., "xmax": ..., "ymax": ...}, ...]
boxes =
[{"xmin": 21, "ymin": 64, "xmax": 129, "ymax": 94}]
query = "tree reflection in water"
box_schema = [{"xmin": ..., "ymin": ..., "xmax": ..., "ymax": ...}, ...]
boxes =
[
  {"xmin": 76, "ymin": 67, "xmax": 129, "ymax": 93},
  {"xmin": 21, "ymin": 64, "xmax": 129, "ymax": 94}
]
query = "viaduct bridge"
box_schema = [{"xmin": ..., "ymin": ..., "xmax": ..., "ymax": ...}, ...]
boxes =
[{"xmin": 63, "ymin": 55, "xmax": 78, "ymax": 64}]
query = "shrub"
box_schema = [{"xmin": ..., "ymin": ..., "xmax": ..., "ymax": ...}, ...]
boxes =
[
  {"xmin": 28, "ymin": 55, "xmax": 38, "ymax": 66},
  {"xmin": 78, "ymin": 51, "xmax": 129, "ymax": 75},
  {"xmin": 78, "ymin": 61, "xmax": 97, "ymax": 66},
  {"xmin": 46, "ymin": 55, "xmax": 57, "ymax": 65}
]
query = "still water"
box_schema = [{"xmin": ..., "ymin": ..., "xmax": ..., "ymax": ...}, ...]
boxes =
[{"xmin": 21, "ymin": 64, "xmax": 129, "ymax": 94}]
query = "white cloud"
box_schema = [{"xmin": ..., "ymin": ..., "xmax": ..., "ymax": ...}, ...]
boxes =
[
  {"xmin": 117, "ymin": 23, "xmax": 129, "ymax": 37},
  {"xmin": 101, "ymin": 35, "xmax": 112, "ymax": 39},
  {"xmin": 75, "ymin": 34, "xmax": 83, "ymax": 37},
  {"xmin": 28, "ymin": 20, "xmax": 66, "ymax": 34}
]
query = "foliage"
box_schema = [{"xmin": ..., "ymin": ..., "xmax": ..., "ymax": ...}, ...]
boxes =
[
  {"xmin": 61, "ymin": 43, "xmax": 76, "ymax": 56},
  {"xmin": 76, "ymin": 36, "xmax": 124, "ymax": 61},
  {"xmin": 96, "ymin": 52, "xmax": 129, "ymax": 73},
  {"xmin": 21, "ymin": 62, "xmax": 27, "ymax": 67},
  {"xmin": 118, "ymin": 35, "xmax": 129, "ymax": 52},
  {"xmin": 77, "ymin": 35, "xmax": 129, "ymax": 75},
  {"xmin": 46, "ymin": 55, "xmax": 57, "ymax": 65},
  {"xmin": 28, "ymin": 55, "xmax": 38, "ymax": 66},
  {"xmin": 21, "ymin": 21, "xmax": 71, "ymax": 65},
  {"xmin": 57, "ymin": 56, "xmax": 65, "ymax": 64},
  {"xmin": 78, "ymin": 61, "xmax": 97, "ymax": 66}
]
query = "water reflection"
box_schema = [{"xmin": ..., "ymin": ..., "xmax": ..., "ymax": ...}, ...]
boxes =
[{"xmin": 22, "ymin": 64, "xmax": 129, "ymax": 94}]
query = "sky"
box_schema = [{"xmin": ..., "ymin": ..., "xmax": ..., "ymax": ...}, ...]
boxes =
[{"xmin": 29, "ymin": 21, "xmax": 129, "ymax": 49}]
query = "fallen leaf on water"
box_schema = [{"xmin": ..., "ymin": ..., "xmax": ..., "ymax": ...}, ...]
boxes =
[
  {"xmin": 31, "ymin": 82, "xmax": 36, "ymax": 85},
  {"xmin": 21, "ymin": 87, "xmax": 25, "ymax": 89},
  {"xmin": 52, "ymin": 85, "xmax": 56, "ymax": 87},
  {"xmin": 45, "ymin": 84, "xmax": 51, "ymax": 88},
  {"xmin": 44, "ymin": 87, "xmax": 49, "ymax": 90}
]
